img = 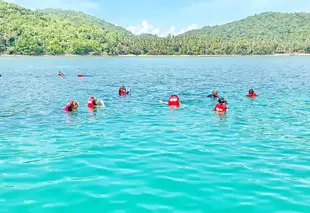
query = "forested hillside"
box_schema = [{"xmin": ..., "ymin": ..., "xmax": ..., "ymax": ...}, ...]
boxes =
[{"xmin": 1, "ymin": 0, "xmax": 310, "ymax": 56}]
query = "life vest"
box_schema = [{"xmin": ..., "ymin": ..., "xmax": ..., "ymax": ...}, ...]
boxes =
[
  {"xmin": 214, "ymin": 103, "xmax": 227, "ymax": 112},
  {"xmin": 88, "ymin": 97, "xmax": 96, "ymax": 108},
  {"xmin": 64, "ymin": 101, "xmax": 73, "ymax": 112},
  {"xmin": 247, "ymin": 93, "xmax": 257, "ymax": 98},
  {"xmin": 168, "ymin": 95, "xmax": 180, "ymax": 107},
  {"xmin": 119, "ymin": 88, "xmax": 126, "ymax": 96}
]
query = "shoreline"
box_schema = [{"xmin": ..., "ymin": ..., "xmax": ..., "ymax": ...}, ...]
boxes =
[{"xmin": 1, "ymin": 53, "xmax": 310, "ymax": 58}]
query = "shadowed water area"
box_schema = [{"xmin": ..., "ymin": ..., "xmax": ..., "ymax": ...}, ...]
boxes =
[{"xmin": 0, "ymin": 56, "xmax": 310, "ymax": 213}]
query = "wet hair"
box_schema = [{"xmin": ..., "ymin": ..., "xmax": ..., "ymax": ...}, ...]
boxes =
[
  {"xmin": 249, "ymin": 89, "xmax": 255, "ymax": 94},
  {"xmin": 218, "ymin": 98, "xmax": 227, "ymax": 104},
  {"xmin": 68, "ymin": 103, "xmax": 74, "ymax": 111},
  {"xmin": 90, "ymin": 97, "xmax": 97, "ymax": 105},
  {"xmin": 68, "ymin": 101, "xmax": 78, "ymax": 111},
  {"xmin": 170, "ymin": 94, "xmax": 179, "ymax": 99}
]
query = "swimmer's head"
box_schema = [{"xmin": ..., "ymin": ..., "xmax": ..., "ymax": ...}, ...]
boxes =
[
  {"xmin": 68, "ymin": 101, "xmax": 78, "ymax": 111},
  {"xmin": 212, "ymin": 90, "xmax": 218, "ymax": 97},
  {"xmin": 249, "ymin": 89, "xmax": 255, "ymax": 94},
  {"xmin": 170, "ymin": 94, "xmax": 179, "ymax": 100},
  {"xmin": 218, "ymin": 98, "xmax": 227, "ymax": 105},
  {"xmin": 168, "ymin": 94, "xmax": 180, "ymax": 107}
]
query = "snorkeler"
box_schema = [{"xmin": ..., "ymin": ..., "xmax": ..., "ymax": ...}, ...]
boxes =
[
  {"xmin": 88, "ymin": 97, "xmax": 105, "ymax": 109},
  {"xmin": 88, "ymin": 97, "xmax": 97, "ymax": 109},
  {"xmin": 119, "ymin": 85, "xmax": 131, "ymax": 96},
  {"xmin": 64, "ymin": 101, "xmax": 78, "ymax": 112},
  {"xmin": 159, "ymin": 94, "xmax": 181, "ymax": 108},
  {"xmin": 214, "ymin": 98, "xmax": 227, "ymax": 113},
  {"xmin": 207, "ymin": 90, "xmax": 219, "ymax": 98},
  {"xmin": 58, "ymin": 71, "xmax": 64, "ymax": 76},
  {"xmin": 247, "ymin": 89, "xmax": 257, "ymax": 98},
  {"xmin": 168, "ymin": 94, "xmax": 180, "ymax": 108}
]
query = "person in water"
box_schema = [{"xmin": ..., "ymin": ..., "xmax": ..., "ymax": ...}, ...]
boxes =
[
  {"xmin": 88, "ymin": 97, "xmax": 105, "ymax": 109},
  {"xmin": 119, "ymin": 85, "xmax": 131, "ymax": 96},
  {"xmin": 168, "ymin": 94, "xmax": 180, "ymax": 107},
  {"xmin": 64, "ymin": 101, "xmax": 78, "ymax": 112},
  {"xmin": 247, "ymin": 89, "xmax": 257, "ymax": 98},
  {"xmin": 214, "ymin": 98, "xmax": 228, "ymax": 113},
  {"xmin": 58, "ymin": 71, "xmax": 64, "ymax": 76},
  {"xmin": 207, "ymin": 90, "xmax": 219, "ymax": 98},
  {"xmin": 88, "ymin": 97, "xmax": 97, "ymax": 109}
]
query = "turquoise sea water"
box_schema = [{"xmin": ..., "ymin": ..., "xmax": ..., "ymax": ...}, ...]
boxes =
[{"xmin": 0, "ymin": 56, "xmax": 310, "ymax": 213}]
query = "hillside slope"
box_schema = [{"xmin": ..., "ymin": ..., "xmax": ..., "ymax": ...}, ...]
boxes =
[
  {"xmin": 0, "ymin": 0, "xmax": 133, "ymax": 55},
  {"xmin": 185, "ymin": 12, "xmax": 310, "ymax": 41},
  {"xmin": 1, "ymin": 0, "xmax": 310, "ymax": 56},
  {"xmin": 39, "ymin": 9, "xmax": 132, "ymax": 36}
]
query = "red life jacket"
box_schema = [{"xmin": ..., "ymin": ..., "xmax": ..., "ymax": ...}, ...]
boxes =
[
  {"xmin": 119, "ymin": 88, "xmax": 126, "ymax": 96},
  {"xmin": 88, "ymin": 97, "xmax": 95, "ymax": 108},
  {"xmin": 247, "ymin": 93, "xmax": 257, "ymax": 98},
  {"xmin": 168, "ymin": 96, "xmax": 180, "ymax": 107},
  {"xmin": 64, "ymin": 101, "xmax": 73, "ymax": 112},
  {"xmin": 214, "ymin": 103, "xmax": 227, "ymax": 112}
]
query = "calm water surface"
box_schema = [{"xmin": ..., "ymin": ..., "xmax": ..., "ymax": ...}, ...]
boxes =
[{"xmin": 0, "ymin": 56, "xmax": 310, "ymax": 213}]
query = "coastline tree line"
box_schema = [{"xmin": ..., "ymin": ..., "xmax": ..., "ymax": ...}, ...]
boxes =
[{"xmin": 1, "ymin": 0, "xmax": 310, "ymax": 56}]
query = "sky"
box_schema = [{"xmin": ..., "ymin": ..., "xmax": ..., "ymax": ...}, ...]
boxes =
[{"xmin": 5, "ymin": 0, "xmax": 310, "ymax": 36}]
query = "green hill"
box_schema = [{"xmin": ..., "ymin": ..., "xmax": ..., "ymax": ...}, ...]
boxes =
[
  {"xmin": 1, "ymin": 0, "xmax": 310, "ymax": 56},
  {"xmin": 185, "ymin": 12, "xmax": 310, "ymax": 41},
  {"xmin": 0, "ymin": 0, "xmax": 133, "ymax": 55},
  {"xmin": 39, "ymin": 9, "xmax": 132, "ymax": 36}
]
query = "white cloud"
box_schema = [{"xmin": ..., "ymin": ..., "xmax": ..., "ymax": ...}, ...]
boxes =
[
  {"xmin": 127, "ymin": 21, "xmax": 199, "ymax": 37},
  {"xmin": 126, "ymin": 20, "xmax": 159, "ymax": 35},
  {"xmin": 178, "ymin": 24, "xmax": 198, "ymax": 35},
  {"xmin": 151, "ymin": 28, "xmax": 160, "ymax": 35},
  {"xmin": 168, "ymin": 26, "xmax": 176, "ymax": 35}
]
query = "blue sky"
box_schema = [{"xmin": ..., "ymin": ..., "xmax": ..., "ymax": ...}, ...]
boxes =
[{"xmin": 6, "ymin": 0, "xmax": 310, "ymax": 36}]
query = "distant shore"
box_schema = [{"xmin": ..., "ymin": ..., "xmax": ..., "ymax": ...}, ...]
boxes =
[{"xmin": 1, "ymin": 53, "xmax": 310, "ymax": 57}]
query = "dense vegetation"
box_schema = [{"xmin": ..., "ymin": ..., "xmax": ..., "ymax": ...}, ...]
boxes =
[{"xmin": 1, "ymin": 0, "xmax": 310, "ymax": 56}]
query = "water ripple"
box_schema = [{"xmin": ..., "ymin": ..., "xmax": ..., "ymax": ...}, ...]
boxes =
[{"xmin": 0, "ymin": 57, "xmax": 310, "ymax": 212}]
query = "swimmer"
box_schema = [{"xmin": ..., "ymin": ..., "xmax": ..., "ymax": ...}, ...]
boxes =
[
  {"xmin": 214, "ymin": 98, "xmax": 228, "ymax": 113},
  {"xmin": 88, "ymin": 97, "xmax": 97, "ymax": 109},
  {"xmin": 159, "ymin": 94, "xmax": 183, "ymax": 108},
  {"xmin": 119, "ymin": 85, "xmax": 131, "ymax": 96},
  {"xmin": 164, "ymin": 94, "xmax": 181, "ymax": 107},
  {"xmin": 247, "ymin": 89, "xmax": 257, "ymax": 98},
  {"xmin": 64, "ymin": 101, "xmax": 78, "ymax": 112},
  {"xmin": 58, "ymin": 71, "xmax": 64, "ymax": 76},
  {"xmin": 88, "ymin": 97, "xmax": 105, "ymax": 109},
  {"xmin": 207, "ymin": 90, "xmax": 219, "ymax": 98}
]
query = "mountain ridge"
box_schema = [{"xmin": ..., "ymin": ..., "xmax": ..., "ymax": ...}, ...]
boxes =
[{"xmin": 1, "ymin": 0, "xmax": 310, "ymax": 55}]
